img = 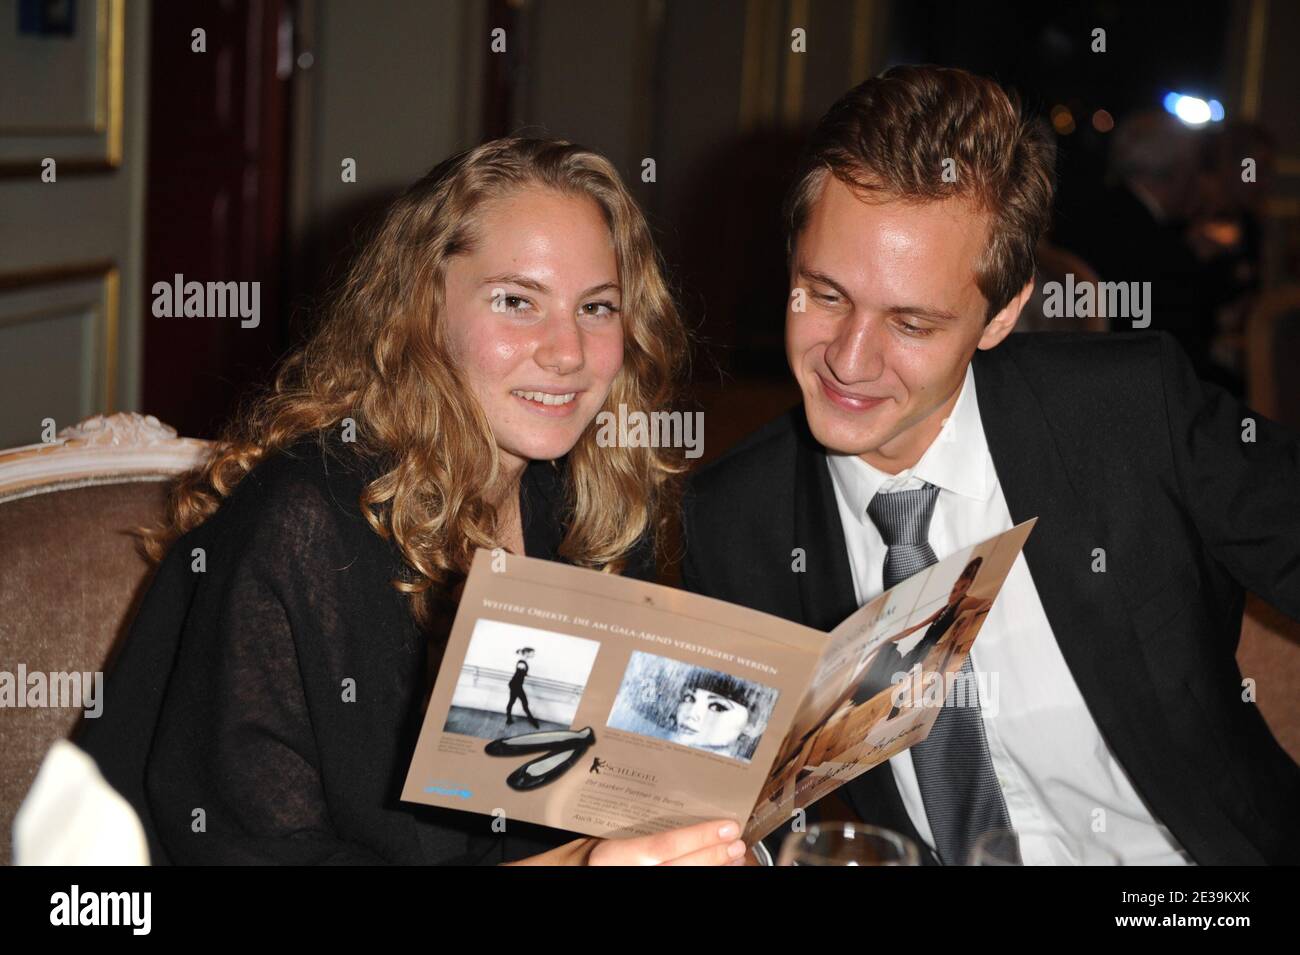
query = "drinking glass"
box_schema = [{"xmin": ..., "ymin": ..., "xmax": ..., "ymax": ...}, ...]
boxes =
[{"xmin": 777, "ymin": 823, "xmax": 921, "ymax": 866}]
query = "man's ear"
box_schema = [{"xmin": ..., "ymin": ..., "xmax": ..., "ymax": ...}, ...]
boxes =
[{"xmin": 977, "ymin": 278, "xmax": 1035, "ymax": 350}]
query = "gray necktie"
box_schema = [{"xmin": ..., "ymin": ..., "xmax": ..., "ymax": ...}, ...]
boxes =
[{"xmin": 866, "ymin": 482, "xmax": 1015, "ymax": 865}]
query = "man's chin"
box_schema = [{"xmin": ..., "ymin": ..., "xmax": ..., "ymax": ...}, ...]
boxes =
[{"xmin": 804, "ymin": 409, "xmax": 890, "ymax": 458}]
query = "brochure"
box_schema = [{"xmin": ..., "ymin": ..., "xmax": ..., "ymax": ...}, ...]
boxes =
[{"xmin": 401, "ymin": 519, "xmax": 1036, "ymax": 845}]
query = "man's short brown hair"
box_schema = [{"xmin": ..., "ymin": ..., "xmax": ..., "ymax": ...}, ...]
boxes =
[{"xmin": 784, "ymin": 64, "xmax": 1056, "ymax": 320}]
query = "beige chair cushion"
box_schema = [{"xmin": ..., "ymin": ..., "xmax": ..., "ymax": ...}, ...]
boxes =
[{"xmin": 0, "ymin": 480, "xmax": 169, "ymax": 864}]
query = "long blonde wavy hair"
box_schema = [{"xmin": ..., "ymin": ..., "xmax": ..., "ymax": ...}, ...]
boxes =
[{"xmin": 141, "ymin": 137, "xmax": 690, "ymax": 629}]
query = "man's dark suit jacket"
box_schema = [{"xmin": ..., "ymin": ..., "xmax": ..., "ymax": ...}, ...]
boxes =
[{"xmin": 681, "ymin": 331, "xmax": 1300, "ymax": 865}]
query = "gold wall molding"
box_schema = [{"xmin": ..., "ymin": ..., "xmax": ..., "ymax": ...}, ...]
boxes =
[
  {"xmin": 0, "ymin": 0, "xmax": 124, "ymax": 175},
  {"xmin": 0, "ymin": 260, "xmax": 120, "ymax": 415}
]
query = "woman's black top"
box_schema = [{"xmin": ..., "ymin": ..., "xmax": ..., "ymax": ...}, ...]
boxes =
[
  {"xmin": 509, "ymin": 660, "xmax": 528, "ymax": 692},
  {"xmin": 77, "ymin": 433, "xmax": 654, "ymax": 865}
]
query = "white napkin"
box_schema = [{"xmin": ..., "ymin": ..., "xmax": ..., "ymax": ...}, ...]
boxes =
[{"xmin": 13, "ymin": 739, "xmax": 150, "ymax": 865}]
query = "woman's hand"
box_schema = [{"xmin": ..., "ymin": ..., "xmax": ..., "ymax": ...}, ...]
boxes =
[{"xmin": 504, "ymin": 819, "xmax": 749, "ymax": 866}]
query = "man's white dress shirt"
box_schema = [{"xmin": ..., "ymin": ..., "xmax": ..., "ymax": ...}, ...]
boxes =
[{"xmin": 826, "ymin": 364, "xmax": 1194, "ymax": 865}]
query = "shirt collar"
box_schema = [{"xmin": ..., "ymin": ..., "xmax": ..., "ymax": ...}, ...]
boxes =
[{"xmin": 826, "ymin": 363, "xmax": 994, "ymax": 525}]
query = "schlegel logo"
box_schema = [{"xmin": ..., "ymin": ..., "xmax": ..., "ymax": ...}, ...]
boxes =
[{"xmin": 588, "ymin": 756, "xmax": 657, "ymax": 783}]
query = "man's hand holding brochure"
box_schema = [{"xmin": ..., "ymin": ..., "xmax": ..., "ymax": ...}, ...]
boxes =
[{"xmin": 402, "ymin": 518, "xmax": 1036, "ymax": 848}]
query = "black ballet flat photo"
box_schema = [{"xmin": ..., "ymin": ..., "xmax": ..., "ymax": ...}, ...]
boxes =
[
  {"xmin": 504, "ymin": 744, "xmax": 591, "ymax": 791},
  {"xmin": 484, "ymin": 726, "xmax": 596, "ymax": 756}
]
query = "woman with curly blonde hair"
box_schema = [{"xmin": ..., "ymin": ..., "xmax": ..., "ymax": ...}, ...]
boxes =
[{"xmin": 80, "ymin": 138, "xmax": 749, "ymax": 867}]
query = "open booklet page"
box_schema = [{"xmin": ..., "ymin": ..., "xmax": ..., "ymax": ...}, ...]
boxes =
[
  {"xmin": 744, "ymin": 517, "xmax": 1036, "ymax": 842},
  {"xmin": 402, "ymin": 519, "xmax": 1035, "ymax": 845},
  {"xmin": 401, "ymin": 548, "xmax": 829, "ymax": 837}
]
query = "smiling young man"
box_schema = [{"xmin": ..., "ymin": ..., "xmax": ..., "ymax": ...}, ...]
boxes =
[{"xmin": 681, "ymin": 65, "xmax": 1300, "ymax": 865}]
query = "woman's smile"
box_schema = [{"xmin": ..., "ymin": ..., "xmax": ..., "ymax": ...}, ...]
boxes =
[{"xmin": 510, "ymin": 388, "xmax": 582, "ymax": 416}]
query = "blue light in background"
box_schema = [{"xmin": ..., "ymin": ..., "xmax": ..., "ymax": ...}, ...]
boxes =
[{"xmin": 1162, "ymin": 92, "xmax": 1226, "ymax": 126}]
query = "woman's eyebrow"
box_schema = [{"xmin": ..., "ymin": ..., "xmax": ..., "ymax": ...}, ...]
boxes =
[
  {"xmin": 482, "ymin": 273, "xmax": 549, "ymax": 293},
  {"xmin": 480, "ymin": 275, "xmax": 621, "ymax": 299}
]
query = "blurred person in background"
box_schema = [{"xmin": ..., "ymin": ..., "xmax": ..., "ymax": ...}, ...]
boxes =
[{"xmin": 1059, "ymin": 110, "xmax": 1241, "ymax": 391}]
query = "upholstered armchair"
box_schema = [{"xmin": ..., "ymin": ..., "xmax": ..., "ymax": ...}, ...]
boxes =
[{"xmin": 0, "ymin": 413, "xmax": 211, "ymax": 864}]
